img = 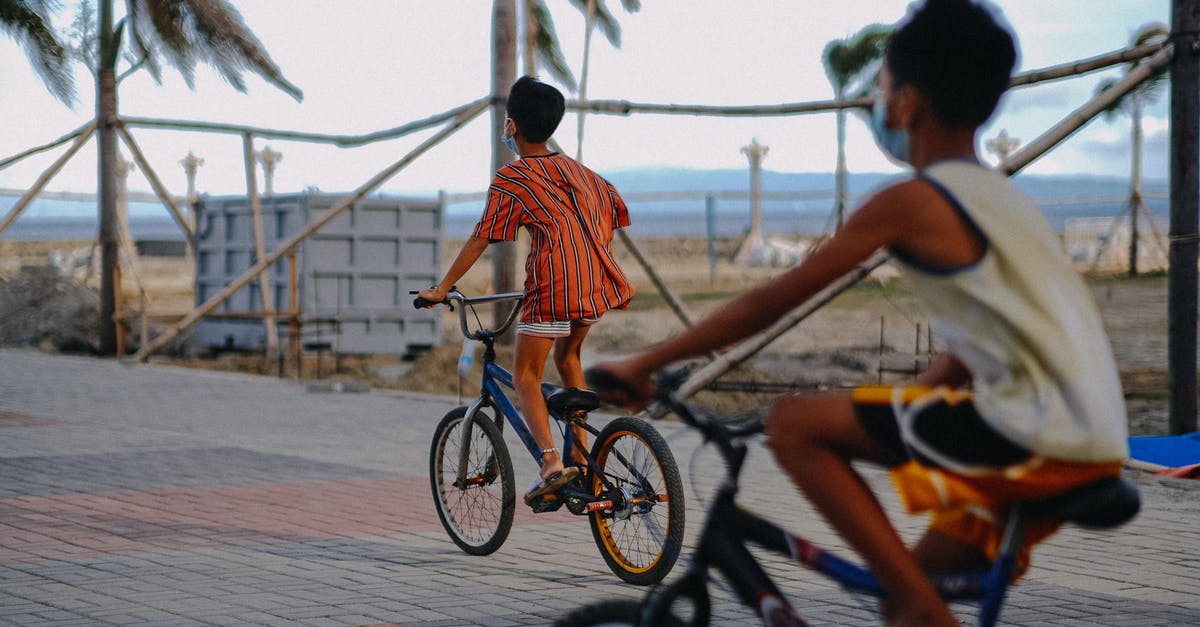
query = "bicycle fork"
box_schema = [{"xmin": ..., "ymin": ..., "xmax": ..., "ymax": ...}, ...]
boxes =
[{"xmin": 453, "ymin": 397, "xmax": 495, "ymax": 488}]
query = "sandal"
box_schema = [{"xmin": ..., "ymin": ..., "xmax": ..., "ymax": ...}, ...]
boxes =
[{"xmin": 524, "ymin": 466, "xmax": 581, "ymax": 505}]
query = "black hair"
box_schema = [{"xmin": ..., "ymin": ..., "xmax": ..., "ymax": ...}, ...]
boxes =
[
  {"xmin": 506, "ymin": 76, "xmax": 565, "ymax": 143},
  {"xmin": 886, "ymin": 0, "xmax": 1017, "ymax": 128}
]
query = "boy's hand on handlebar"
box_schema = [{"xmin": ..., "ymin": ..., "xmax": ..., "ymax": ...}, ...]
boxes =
[
  {"xmin": 415, "ymin": 285, "xmax": 447, "ymax": 308},
  {"xmin": 585, "ymin": 361, "xmax": 656, "ymax": 411}
]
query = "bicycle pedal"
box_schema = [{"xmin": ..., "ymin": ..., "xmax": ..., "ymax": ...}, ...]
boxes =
[{"xmin": 529, "ymin": 494, "xmax": 565, "ymax": 513}]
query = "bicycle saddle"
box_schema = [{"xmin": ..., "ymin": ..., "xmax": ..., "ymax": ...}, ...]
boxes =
[
  {"xmin": 1021, "ymin": 476, "xmax": 1140, "ymax": 528},
  {"xmin": 542, "ymin": 383, "xmax": 602, "ymax": 415}
]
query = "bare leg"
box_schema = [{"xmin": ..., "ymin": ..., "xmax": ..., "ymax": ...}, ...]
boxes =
[
  {"xmin": 554, "ymin": 323, "xmax": 592, "ymax": 465},
  {"xmin": 913, "ymin": 529, "xmax": 990, "ymax": 575},
  {"xmin": 765, "ymin": 392, "xmax": 958, "ymax": 627},
  {"xmin": 513, "ymin": 333, "xmax": 561, "ymax": 481}
]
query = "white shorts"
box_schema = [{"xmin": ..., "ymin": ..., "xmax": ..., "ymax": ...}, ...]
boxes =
[{"xmin": 516, "ymin": 318, "xmax": 599, "ymax": 338}]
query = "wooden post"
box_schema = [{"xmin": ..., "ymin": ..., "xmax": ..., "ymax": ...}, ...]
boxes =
[
  {"xmin": 117, "ymin": 124, "xmax": 194, "ymax": 240},
  {"xmin": 1169, "ymin": 0, "xmax": 1200, "ymax": 435},
  {"xmin": 130, "ymin": 99, "xmax": 490, "ymax": 362},
  {"xmin": 288, "ymin": 251, "xmax": 301, "ymax": 379},
  {"xmin": 243, "ymin": 132, "xmax": 280, "ymax": 360},
  {"xmin": 0, "ymin": 122, "xmax": 96, "ymax": 236}
]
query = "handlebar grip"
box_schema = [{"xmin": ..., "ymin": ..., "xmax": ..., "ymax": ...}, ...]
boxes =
[
  {"xmin": 412, "ymin": 296, "xmax": 436, "ymax": 309},
  {"xmin": 584, "ymin": 366, "xmax": 629, "ymax": 397}
]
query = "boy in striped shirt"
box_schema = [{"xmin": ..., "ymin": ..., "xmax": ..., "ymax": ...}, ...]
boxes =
[{"xmin": 418, "ymin": 76, "xmax": 635, "ymax": 505}]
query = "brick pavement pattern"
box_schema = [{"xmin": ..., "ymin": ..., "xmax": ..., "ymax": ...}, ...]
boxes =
[{"xmin": 1, "ymin": 347, "xmax": 1198, "ymax": 626}]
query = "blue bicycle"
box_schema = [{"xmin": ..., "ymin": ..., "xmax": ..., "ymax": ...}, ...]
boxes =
[
  {"xmin": 558, "ymin": 367, "xmax": 1141, "ymax": 626},
  {"xmin": 413, "ymin": 289, "xmax": 685, "ymax": 585}
]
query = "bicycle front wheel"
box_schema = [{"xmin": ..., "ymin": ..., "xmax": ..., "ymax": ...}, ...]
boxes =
[
  {"xmin": 555, "ymin": 600, "xmax": 688, "ymax": 627},
  {"xmin": 588, "ymin": 417, "xmax": 685, "ymax": 585},
  {"xmin": 429, "ymin": 406, "xmax": 515, "ymax": 555}
]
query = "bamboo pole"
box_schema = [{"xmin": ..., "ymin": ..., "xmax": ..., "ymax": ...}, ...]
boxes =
[
  {"xmin": 1009, "ymin": 42, "xmax": 1165, "ymax": 88},
  {"xmin": 1003, "ymin": 45, "xmax": 1175, "ymax": 175},
  {"xmin": 288, "ymin": 251, "xmax": 301, "ymax": 378},
  {"xmin": 131, "ymin": 98, "xmax": 490, "ymax": 362},
  {"xmin": 243, "ymin": 132, "xmax": 280, "ymax": 360},
  {"xmin": 664, "ymin": 254, "xmax": 889, "ymax": 406},
  {"xmin": 565, "ymin": 44, "xmax": 1165, "ymax": 119},
  {"xmin": 617, "ymin": 229, "xmax": 694, "ymax": 327},
  {"xmin": 119, "ymin": 97, "xmax": 491, "ymax": 147},
  {"xmin": 116, "ymin": 124, "xmax": 193, "ymax": 240},
  {"xmin": 663, "ymin": 46, "xmax": 1176, "ymax": 403},
  {"xmin": 0, "ymin": 122, "xmax": 96, "ymax": 236},
  {"xmin": 0, "ymin": 121, "xmax": 95, "ymax": 170}
]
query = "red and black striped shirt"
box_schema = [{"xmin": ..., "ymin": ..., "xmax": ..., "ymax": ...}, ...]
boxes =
[{"xmin": 472, "ymin": 153, "xmax": 634, "ymax": 324}]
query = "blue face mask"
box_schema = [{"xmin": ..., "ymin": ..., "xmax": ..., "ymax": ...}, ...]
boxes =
[
  {"xmin": 870, "ymin": 93, "xmax": 910, "ymax": 164},
  {"xmin": 501, "ymin": 120, "xmax": 518, "ymax": 154}
]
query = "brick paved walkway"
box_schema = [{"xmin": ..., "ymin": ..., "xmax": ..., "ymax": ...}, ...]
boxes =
[{"xmin": 1, "ymin": 348, "xmax": 1198, "ymax": 626}]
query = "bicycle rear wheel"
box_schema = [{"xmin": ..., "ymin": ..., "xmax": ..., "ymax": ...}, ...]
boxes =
[
  {"xmin": 588, "ymin": 417, "xmax": 685, "ymax": 585},
  {"xmin": 555, "ymin": 600, "xmax": 687, "ymax": 627},
  {"xmin": 429, "ymin": 406, "xmax": 515, "ymax": 555}
]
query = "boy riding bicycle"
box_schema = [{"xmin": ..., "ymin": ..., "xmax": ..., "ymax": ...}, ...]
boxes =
[
  {"xmin": 418, "ymin": 76, "xmax": 634, "ymax": 507},
  {"xmin": 589, "ymin": 1, "xmax": 1129, "ymax": 625}
]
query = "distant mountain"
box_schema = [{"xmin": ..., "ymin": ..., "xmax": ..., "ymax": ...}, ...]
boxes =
[
  {"xmin": 599, "ymin": 166, "xmax": 1164, "ymax": 200},
  {"xmin": 0, "ymin": 168, "xmax": 1170, "ymax": 240}
]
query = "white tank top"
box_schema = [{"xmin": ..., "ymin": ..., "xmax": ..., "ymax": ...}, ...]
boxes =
[{"xmin": 890, "ymin": 161, "xmax": 1128, "ymax": 462}]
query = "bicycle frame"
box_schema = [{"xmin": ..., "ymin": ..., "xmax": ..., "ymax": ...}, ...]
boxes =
[
  {"xmin": 637, "ymin": 387, "xmax": 1023, "ymax": 627},
  {"xmin": 436, "ymin": 291, "xmax": 636, "ymax": 506},
  {"xmin": 455, "ymin": 358, "xmax": 599, "ymax": 484}
]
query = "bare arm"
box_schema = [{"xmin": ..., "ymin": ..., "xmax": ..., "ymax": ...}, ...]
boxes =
[
  {"xmin": 417, "ymin": 236, "xmax": 491, "ymax": 303},
  {"xmin": 597, "ymin": 191, "xmax": 906, "ymax": 407}
]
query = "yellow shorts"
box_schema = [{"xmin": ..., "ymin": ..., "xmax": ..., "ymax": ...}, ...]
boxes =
[{"xmin": 853, "ymin": 385, "xmax": 1123, "ymax": 573}]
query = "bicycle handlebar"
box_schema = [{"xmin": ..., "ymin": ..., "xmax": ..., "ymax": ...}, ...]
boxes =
[
  {"xmin": 410, "ymin": 288, "xmax": 525, "ymax": 341},
  {"xmin": 585, "ymin": 365, "xmax": 765, "ymax": 442}
]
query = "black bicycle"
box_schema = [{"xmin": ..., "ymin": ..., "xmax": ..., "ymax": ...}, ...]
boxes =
[
  {"xmin": 558, "ymin": 367, "xmax": 1141, "ymax": 626},
  {"xmin": 413, "ymin": 289, "xmax": 685, "ymax": 585}
]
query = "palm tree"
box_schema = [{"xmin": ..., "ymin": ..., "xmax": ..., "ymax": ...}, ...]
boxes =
[
  {"xmin": 521, "ymin": 0, "xmax": 576, "ymax": 91},
  {"xmin": 821, "ymin": 23, "xmax": 890, "ymax": 229},
  {"xmin": 0, "ymin": 0, "xmax": 75, "ymax": 105},
  {"xmin": 491, "ymin": 0, "xmax": 518, "ymax": 331},
  {"xmin": 516, "ymin": 0, "xmax": 639, "ymax": 160},
  {"xmin": 1094, "ymin": 22, "xmax": 1169, "ymax": 276},
  {"xmin": 569, "ymin": 0, "xmax": 640, "ymax": 161},
  {"xmin": 4, "ymin": 0, "xmax": 302, "ymax": 354}
]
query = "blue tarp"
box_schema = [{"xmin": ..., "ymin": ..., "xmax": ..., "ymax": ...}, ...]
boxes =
[{"xmin": 1128, "ymin": 432, "xmax": 1200, "ymax": 468}]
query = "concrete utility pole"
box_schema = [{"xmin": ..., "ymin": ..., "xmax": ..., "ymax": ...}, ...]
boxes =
[
  {"xmin": 986, "ymin": 129, "xmax": 1020, "ymax": 166},
  {"xmin": 257, "ymin": 145, "xmax": 282, "ymax": 197},
  {"xmin": 180, "ymin": 151, "xmax": 204, "ymax": 203},
  {"xmin": 1169, "ymin": 0, "xmax": 1199, "ymax": 435},
  {"xmin": 735, "ymin": 138, "xmax": 769, "ymax": 264}
]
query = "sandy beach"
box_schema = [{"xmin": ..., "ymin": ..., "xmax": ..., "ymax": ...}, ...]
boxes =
[{"xmin": 0, "ymin": 235, "xmax": 1175, "ymax": 436}]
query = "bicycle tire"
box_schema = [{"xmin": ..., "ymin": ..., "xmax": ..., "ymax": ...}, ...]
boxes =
[
  {"xmin": 588, "ymin": 417, "xmax": 685, "ymax": 585},
  {"xmin": 555, "ymin": 599, "xmax": 687, "ymax": 627},
  {"xmin": 429, "ymin": 406, "xmax": 515, "ymax": 555}
]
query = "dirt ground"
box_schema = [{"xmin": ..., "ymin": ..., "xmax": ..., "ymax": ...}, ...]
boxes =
[{"xmin": 0, "ymin": 236, "xmax": 1177, "ymax": 436}]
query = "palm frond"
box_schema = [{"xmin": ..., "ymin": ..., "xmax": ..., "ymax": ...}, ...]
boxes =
[
  {"xmin": 823, "ymin": 23, "xmax": 891, "ymax": 95},
  {"xmin": 566, "ymin": 0, "xmax": 633, "ymax": 48},
  {"xmin": 530, "ymin": 0, "xmax": 577, "ymax": 91},
  {"xmin": 1098, "ymin": 22, "xmax": 1170, "ymax": 116},
  {"xmin": 127, "ymin": 0, "xmax": 302, "ymax": 101},
  {"xmin": 0, "ymin": 0, "xmax": 76, "ymax": 105}
]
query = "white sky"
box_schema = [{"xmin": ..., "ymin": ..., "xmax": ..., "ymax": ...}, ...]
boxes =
[{"xmin": 0, "ymin": 1, "xmax": 1173, "ymax": 199}]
